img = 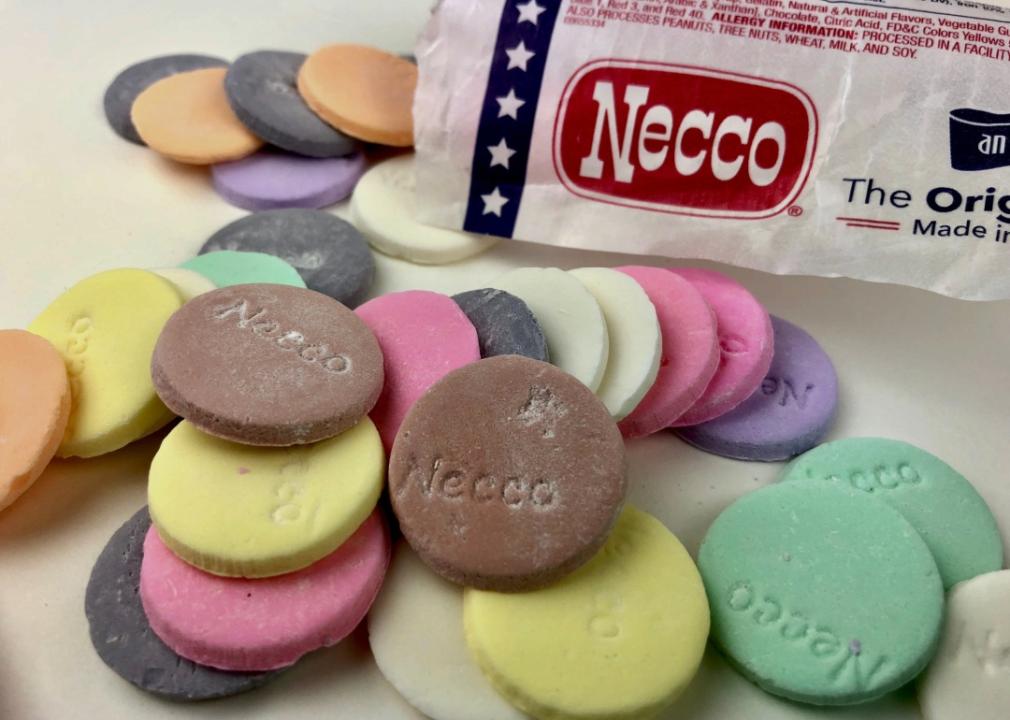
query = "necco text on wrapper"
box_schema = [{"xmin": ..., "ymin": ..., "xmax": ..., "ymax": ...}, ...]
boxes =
[{"xmin": 415, "ymin": 0, "xmax": 1010, "ymax": 300}]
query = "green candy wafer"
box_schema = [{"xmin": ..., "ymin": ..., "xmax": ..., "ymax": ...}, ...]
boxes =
[
  {"xmin": 181, "ymin": 250, "xmax": 305, "ymax": 289},
  {"xmin": 699, "ymin": 481, "xmax": 943, "ymax": 706},
  {"xmin": 782, "ymin": 438, "xmax": 1003, "ymax": 589}
]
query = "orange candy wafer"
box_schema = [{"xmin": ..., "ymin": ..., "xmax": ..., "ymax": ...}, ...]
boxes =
[
  {"xmin": 298, "ymin": 45, "xmax": 417, "ymax": 147},
  {"xmin": 131, "ymin": 68, "xmax": 263, "ymax": 164},
  {"xmin": 0, "ymin": 330, "xmax": 71, "ymax": 512}
]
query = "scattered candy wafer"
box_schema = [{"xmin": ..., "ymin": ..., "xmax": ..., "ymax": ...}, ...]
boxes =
[
  {"xmin": 151, "ymin": 284, "xmax": 383, "ymax": 446},
  {"xmin": 200, "ymin": 209, "xmax": 374, "ymax": 307},
  {"xmin": 298, "ymin": 44, "xmax": 417, "ymax": 146},
  {"xmin": 463, "ymin": 506, "xmax": 708, "ymax": 720},
  {"xmin": 131, "ymin": 67, "xmax": 263, "ymax": 164},
  {"xmin": 389, "ymin": 355, "xmax": 626, "ymax": 591},
  {"xmin": 615, "ymin": 266, "xmax": 719, "ymax": 439},
  {"xmin": 368, "ymin": 542, "xmax": 529, "ymax": 720},
  {"xmin": 699, "ymin": 481, "xmax": 943, "ymax": 705},
  {"xmin": 351, "ymin": 154, "xmax": 498, "ymax": 264},
  {"xmin": 225, "ymin": 50, "xmax": 357, "ymax": 158},
  {"xmin": 569, "ymin": 267, "xmax": 661, "ymax": 420},
  {"xmin": 782, "ymin": 437, "xmax": 1003, "ymax": 589},
  {"xmin": 494, "ymin": 267, "xmax": 609, "ymax": 392},
  {"xmin": 676, "ymin": 316, "xmax": 837, "ymax": 461},
  {"xmin": 356, "ymin": 290, "xmax": 480, "ymax": 451},
  {"xmin": 669, "ymin": 268, "xmax": 773, "ymax": 427},
  {"xmin": 212, "ymin": 150, "xmax": 366, "ymax": 211},
  {"xmin": 0, "ymin": 330, "xmax": 70, "ymax": 512},
  {"xmin": 147, "ymin": 419, "xmax": 384, "ymax": 578},
  {"xmin": 85, "ymin": 507, "xmax": 279, "ymax": 700},
  {"xmin": 181, "ymin": 250, "xmax": 306, "ymax": 288},
  {"xmin": 141, "ymin": 510, "xmax": 389, "ymax": 671},
  {"xmin": 28, "ymin": 268, "xmax": 182, "ymax": 458},
  {"xmin": 103, "ymin": 54, "xmax": 228, "ymax": 145}
]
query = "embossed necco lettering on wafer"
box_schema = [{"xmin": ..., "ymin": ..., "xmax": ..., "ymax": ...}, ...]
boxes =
[
  {"xmin": 152, "ymin": 284, "xmax": 383, "ymax": 446},
  {"xmin": 698, "ymin": 481, "xmax": 943, "ymax": 705},
  {"xmin": 782, "ymin": 438, "xmax": 1003, "ymax": 589},
  {"xmin": 389, "ymin": 355, "xmax": 626, "ymax": 592}
]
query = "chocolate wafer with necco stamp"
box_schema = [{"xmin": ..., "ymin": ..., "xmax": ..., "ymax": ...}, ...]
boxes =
[
  {"xmin": 151, "ymin": 284, "xmax": 383, "ymax": 446},
  {"xmin": 388, "ymin": 355, "xmax": 627, "ymax": 592}
]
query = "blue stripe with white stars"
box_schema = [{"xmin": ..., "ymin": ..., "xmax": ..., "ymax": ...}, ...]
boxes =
[{"xmin": 463, "ymin": 0, "xmax": 561, "ymax": 238}]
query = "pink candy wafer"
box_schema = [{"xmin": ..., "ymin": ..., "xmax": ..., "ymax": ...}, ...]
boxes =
[
  {"xmin": 668, "ymin": 268, "xmax": 773, "ymax": 427},
  {"xmin": 615, "ymin": 266, "xmax": 719, "ymax": 439},
  {"xmin": 355, "ymin": 290, "xmax": 480, "ymax": 451},
  {"xmin": 140, "ymin": 511, "xmax": 389, "ymax": 672}
]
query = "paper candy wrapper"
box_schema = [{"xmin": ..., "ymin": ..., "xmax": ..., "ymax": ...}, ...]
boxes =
[{"xmin": 414, "ymin": 0, "xmax": 1010, "ymax": 300}]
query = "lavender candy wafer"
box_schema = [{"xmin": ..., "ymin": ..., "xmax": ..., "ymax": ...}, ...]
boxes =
[
  {"xmin": 676, "ymin": 316, "xmax": 838, "ymax": 461},
  {"xmin": 212, "ymin": 150, "xmax": 366, "ymax": 211}
]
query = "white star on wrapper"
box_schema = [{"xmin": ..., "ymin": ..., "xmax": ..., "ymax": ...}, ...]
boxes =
[
  {"xmin": 487, "ymin": 138, "xmax": 517, "ymax": 169},
  {"xmin": 495, "ymin": 88, "xmax": 525, "ymax": 119},
  {"xmin": 516, "ymin": 0, "xmax": 547, "ymax": 25},
  {"xmin": 481, "ymin": 187, "xmax": 509, "ymax": 216},
  {"xmin": 504, "ymin": 40, "xmax": 535, "ymax": 71}
]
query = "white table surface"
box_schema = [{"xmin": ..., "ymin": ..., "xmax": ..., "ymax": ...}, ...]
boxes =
[{"xmin": 1, "ymin": 1, "xmax": 1007, "ymax": 719}]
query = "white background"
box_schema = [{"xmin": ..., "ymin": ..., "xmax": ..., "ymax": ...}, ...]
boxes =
[{"xmin": 1, "ymin": 1, "xmax": 1008, "ymax": 719}]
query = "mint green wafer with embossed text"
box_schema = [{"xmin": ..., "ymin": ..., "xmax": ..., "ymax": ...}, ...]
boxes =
[
  {"xmin": 781, "ymin": 438, "xmax": 1003, "ymax": 589},
  {"xmin": 699, "ymin": 481, "xmax": 943, "ymax": 706}
]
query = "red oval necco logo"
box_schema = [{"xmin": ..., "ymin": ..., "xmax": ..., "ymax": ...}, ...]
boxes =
[{"xmin": 552, "ymin": 61, "xmax": 818, "ymax": 219}]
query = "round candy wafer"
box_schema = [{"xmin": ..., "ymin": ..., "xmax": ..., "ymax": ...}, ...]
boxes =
[
  {"xmin": 389, "ymin": 355, "xmax": 626, "ymax": 591},
  {"xmin": 0, "ymin": 330, "xmax": 70, "ymax": 512},
  {"xmin": 676, "ymin": 316, "xmax": 838, "ymax": 461},
  {"xmin": 356, "ymin": 290, "xmax": 480, "ymax": 451},
  {"xmin": 200, "ymin": 209, "xmax": 374, "ymax": 307},
  {"xmin": 85, "ymin": 507, "xmax": 278, "ymax": 700},
  {"xmin": 151, "ymin": 284, "xmax": 383, "ymax": 446},
  {"xmin": 103, "ymin": 54, "xmax": 228, "ymax": 145},
  {"xmin": 131, "ymin": 67, "xmax": 262, "ymax": 164},
  {"xmin": 212, "ymin": 150, "xmax": 365, "ymax": 211},
  {"xmin": 224, "ymin": 50, "xmax": 357, "ymax": 158},
  {"xmin": 670, "ymin": 268, "xmax": 773, "ymax": 427},
  {"xmin": 148, "ymin": 418, "xmax": 384, "ymax": 578},
  {"xmin": 28, "ymin": 268, "xmax": 182, "ymax": 458},
  {"xmin": 141, "ymin": 510, "xmax": 389, "ymax": 671},
  {"xmin": 298, "ymin": 45, "xmax": 417, "ymax": 147},
  {"xmin": 615, "ymin": 266, "xmax": 719, "ymax": 439}
]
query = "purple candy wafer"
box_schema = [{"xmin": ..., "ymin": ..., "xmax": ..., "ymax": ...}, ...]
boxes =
[
  {"xmin": 212, "ymin": 150, "xmax": 366, "ymax": 211},
  {"xmin": 675, "ymin": 316, "xmax": 838, "ymax": 461}
]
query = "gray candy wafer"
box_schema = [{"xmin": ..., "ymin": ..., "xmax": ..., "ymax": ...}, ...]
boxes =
[
  {"xmin": 103, "ymin": 54, "xmax": 229, "ymax": 144},
  {"xmin": 225, "ymin": 50, "xmax": 357, "ymax": 158},
  {"xmin": 201, "ymin": 209, "xmax": 374, "ymax": 307},
  {"xmin": 85, "ymin": 507, "xmax": 277, "ymax": 700},
  {"xmin": 452, "ymin": 288, "xmax": 549, "ymax": 362}
]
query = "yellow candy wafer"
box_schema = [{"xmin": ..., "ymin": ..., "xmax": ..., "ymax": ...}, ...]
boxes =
[
  {"xmin": 463, "ymin": 506, "xmax": 709, "ymax": 720},
  {"xmin": 28, "ymin": 269, "xmax": 182, "ymax": 458},
  {"xmin": 148, "ymin": 419, "xmax": 384, "ymax": 578}
]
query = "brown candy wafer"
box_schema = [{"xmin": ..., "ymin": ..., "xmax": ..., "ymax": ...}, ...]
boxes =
[
  {"xmin": 389, "ymin": 355, "xmax": 626, "ymax": 592},
  {"xmin": 151, "ymin": 284, "xmax": 383, "ymax": 446}
]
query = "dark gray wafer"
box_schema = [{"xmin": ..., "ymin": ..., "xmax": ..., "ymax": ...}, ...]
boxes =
[
  {"xmin": 200, "ymin": 209, "xmax": 375, "ymax": 307},
  {"xmin": 452, "ymin": 288, "xmax": 549, "ymax": 362},
  {"xmin": 225, "ymin": 50, "xmax": 357, "ymax": 158},
  {"xmin": 84, "ymin": 507, "xmax": 278, "ymax": 700},
  {"xmin": 103, "ymin": 54, "xmax": 228, "ymax": 144}
]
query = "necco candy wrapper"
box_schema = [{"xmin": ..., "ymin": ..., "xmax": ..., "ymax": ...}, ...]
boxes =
[{"xmin": 414, "ymin": 0, "xmax": 1010, "ymax": 300}]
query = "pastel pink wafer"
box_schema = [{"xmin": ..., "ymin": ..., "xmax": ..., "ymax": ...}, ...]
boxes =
[
  {"xmin": 355, "ymin": 291, "xmax": 480, "ymax": 451},
  {"xmin": 140, "ymin": 511, "xmax": 389, "ymax": 672},
  {"xmin": 668, "ymin": 268, "xmax": 773, "ymax": 427},
  {"xmin": 615, "ymin": 266, "xmax": 719, "ymax": 439}
]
